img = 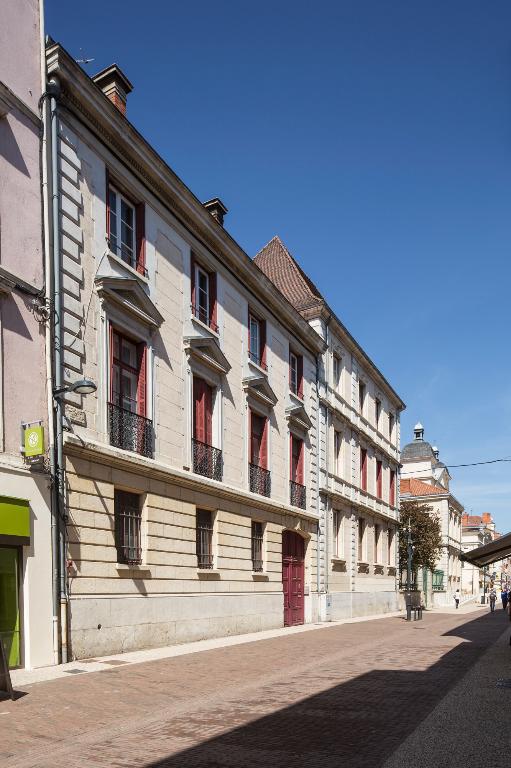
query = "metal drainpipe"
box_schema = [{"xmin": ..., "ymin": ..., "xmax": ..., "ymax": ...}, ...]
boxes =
[
  {"xmin": 49, "ymin": 75, "xmax": 68, "ymax": 663},
  {"xmin": 40, "ymin": 74, "xmax": 60, "ymax": 664}
]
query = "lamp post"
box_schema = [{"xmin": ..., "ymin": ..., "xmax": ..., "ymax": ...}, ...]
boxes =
[
  {"xmin": 406, "ymin": 523, "xmax": 414, "ymax": 621},
  {"xmin": 479, "ymin": 526, "xmax": 491, "ymax": 605}
]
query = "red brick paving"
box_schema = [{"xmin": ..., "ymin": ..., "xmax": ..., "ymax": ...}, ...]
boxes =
[{"xmin": 1, "ymin": 609, "xmax": 507, "ymax": 768}]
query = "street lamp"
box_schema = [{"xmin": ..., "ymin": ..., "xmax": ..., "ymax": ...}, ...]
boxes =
[
  {"xmin": 479, "ymin": 525, "xmax": 491, "ymax": 604},
  {"xmin": 53, "ymin": 378, "xmax": 97, "ymax": 398}
]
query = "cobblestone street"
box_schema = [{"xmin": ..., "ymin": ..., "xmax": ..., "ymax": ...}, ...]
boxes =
[{"xmin": 1, "ymin": 606, "xmax": 507, "ymax": 768}]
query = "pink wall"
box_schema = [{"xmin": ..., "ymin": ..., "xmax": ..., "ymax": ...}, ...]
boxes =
[{"xmin": 0, "ymin": 0, "xmax": 47, "ymax": 455}]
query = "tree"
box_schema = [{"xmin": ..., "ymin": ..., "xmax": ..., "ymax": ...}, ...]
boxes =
[{"xmin": 399, "ymin": 499, "xmax": 443, "ymax": 575}]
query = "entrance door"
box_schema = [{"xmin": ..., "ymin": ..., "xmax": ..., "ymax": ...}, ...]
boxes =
[
  {"xmin": 0, "ymin": 548, "xmax": 20, "ymax": 668},
  {"xmin": 282, "ymin": 530, "xmax": 305, "ymax": 626}
]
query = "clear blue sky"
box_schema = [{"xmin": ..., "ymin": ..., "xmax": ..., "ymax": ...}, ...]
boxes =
[{"xmin": 46, "ymin": 1, "xmax": 511, "ymax": 532}]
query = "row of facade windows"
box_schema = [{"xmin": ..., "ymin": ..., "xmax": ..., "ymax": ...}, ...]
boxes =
[
  {"xmin": 332, "ymin": 433, "xmax": 397, "ymax": 506},
  {"xmin": 331, "ymin": 512, "xmax": 396, "ymax": 567},
  {"xmin": 115, "ymin": 490, "xmax": 266, "ymax": 572}
]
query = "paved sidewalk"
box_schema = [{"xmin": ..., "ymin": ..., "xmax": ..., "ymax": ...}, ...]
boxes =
[{"xmin": 1, "ymin": 604, "xmax": 506, "ymax": 768}]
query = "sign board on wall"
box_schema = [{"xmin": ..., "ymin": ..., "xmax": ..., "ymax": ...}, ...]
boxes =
[{"xmin": 24, "ymin": 425, "xmax": 44, "ymax": 458}]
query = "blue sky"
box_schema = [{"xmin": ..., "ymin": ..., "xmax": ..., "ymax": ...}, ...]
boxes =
[{"xmin": 46, "ymin": 1, "xmax": 511, "ymax": 531}]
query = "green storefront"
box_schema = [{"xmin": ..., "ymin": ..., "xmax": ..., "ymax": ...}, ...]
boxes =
[{"xmin": 0, "ymin": 495, "xmax": 30, "ymax": 668}]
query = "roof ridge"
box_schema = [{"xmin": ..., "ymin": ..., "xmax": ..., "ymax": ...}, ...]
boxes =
[{"xmin": 254, "ymin": 234, "xmax": 323, "ymax": 304}]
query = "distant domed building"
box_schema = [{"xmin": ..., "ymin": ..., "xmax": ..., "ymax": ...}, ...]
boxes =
[{"xmin": 400, "ymin": 424, "xmax": 463, "ymax": 607}]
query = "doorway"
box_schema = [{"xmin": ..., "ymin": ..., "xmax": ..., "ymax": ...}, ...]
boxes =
[
  {"xmin": 0, "ymin": 547, "xmax": 20, "ymax": 668},
  {"xmin": 282, "ymin": 530, "xmax": 305, "ymax": 626}
]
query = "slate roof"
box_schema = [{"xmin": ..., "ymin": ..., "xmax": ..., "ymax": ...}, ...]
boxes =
[
  {"xmin": 400, "ymin": 478, "xmax": 446, "ymax": 497},
  {"xmin": 401, "ymin": 439, "xmax": 436, "ymax": 462}
]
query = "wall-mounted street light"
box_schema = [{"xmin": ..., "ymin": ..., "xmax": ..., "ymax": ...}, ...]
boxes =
[{"xmin": 53, "ymin": 378, "xmax": 97, "ymax": 398}]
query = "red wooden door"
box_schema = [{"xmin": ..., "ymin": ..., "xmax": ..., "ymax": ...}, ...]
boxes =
[{"xmin": 282, "ymin": 530, "xmax": 305, "ymax": 626}]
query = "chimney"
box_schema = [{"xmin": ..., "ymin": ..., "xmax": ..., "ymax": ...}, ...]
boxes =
[
  {"xmin": 92, "ymin": 64, "xmax": 133, "ymax": 116},
  {"xmin": 203, "ymin": 198, "xmax": 228, "ymax": 227},
  {"xmin": 432, "ymin": 445, "xmax": 439, "ymax": 460},
  {"xmin": 413, "ymin": 422, "xmax": 424, "ymax": 441},
  {"xmin": 482, "ymin": 512, "xmax": 492, "ymax": 524}
]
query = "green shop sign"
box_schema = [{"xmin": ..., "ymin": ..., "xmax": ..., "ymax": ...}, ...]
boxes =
[
  {"xmin": 0, "ymin": 496, "xmax": 30, "ymax": 543},
  {"xmin": 24, "ymin": 425, "xmax": 44, "ymax": 458}
]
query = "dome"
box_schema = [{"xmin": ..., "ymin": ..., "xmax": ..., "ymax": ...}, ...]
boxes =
[{"xmin": 401, "ymin": 424, "xmax": 436, "ymax": 462}]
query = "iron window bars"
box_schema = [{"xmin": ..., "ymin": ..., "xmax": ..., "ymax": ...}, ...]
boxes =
[{"xmin": 115, "ymin": 490, "xmax": 142, "ymax": 565}]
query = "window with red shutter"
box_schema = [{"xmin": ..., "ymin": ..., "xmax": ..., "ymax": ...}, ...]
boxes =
[
  {"xmin": 191, "ymin": 257, "xmax": 218, "ymax": 331},
  {"xmin": 289, "ymin": 351, "xmax": 303, "ymax": 398},
  {"xmin": 390, "ymin": 469, "xmax": 396, "ymax": 507},
  {"xmin": 360, "ymin": 448, "xmax": 368, "ymax": 492},
  {"xmin": 193, "ymin": 377, "xmax": 213, "ymax": 446},
  {"xmin": 106, "ymin": 178, "xmax": 145, "ymax": 273},
  {"xmin": 248, "ymin": 312, "xmax": 267, "ymax": 370},
  {"xmin": 376, "ymin": 460, "xmax": 383, "ymax": 499}
]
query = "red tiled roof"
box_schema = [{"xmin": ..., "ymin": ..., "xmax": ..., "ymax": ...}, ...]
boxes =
[
  {"xmin": 462, "ymin": 515, "xmax": 484, "ymax": 526},
  {"xmin": 254, "ymin": 236, "xmax": 324, "ymax": 312},
  {"xmin": 400, "ymin": 478, "xmax": 446, "ymax": 497}
]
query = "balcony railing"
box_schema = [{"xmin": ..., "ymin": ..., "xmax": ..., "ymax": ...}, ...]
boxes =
[
  {"xmin": 290, "ymin": 480, "xmax": 306, "ymax": 510},
  {"xmin": 249, "ymin": 463, "xmax": 271, "ymax": 497},
  {"xmin": 248, "ymin": 350, "xmax": 268, "ymax": 371},
  {"xmin": 107, "ymin": 238, "xmax": 148, "ymax": 277},
  {"xmin": 192, "ymin": 438, "xmax": 223, "ymax": 482},
  {"xmin": 108, "ymin": 402, "xmax": 154, "ymax": 459},
  {"xmin": 191, "ymin": 304, "xmax": 219, "ymax": 333}
]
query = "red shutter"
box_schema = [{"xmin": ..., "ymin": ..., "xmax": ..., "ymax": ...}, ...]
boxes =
[
  {"xmin": 105, "ymin": 168, "xmax": 110, "ymax": 242},
  {"xmin": 109, "ymin": 323, "xmax": 114, "ymax": 402},
  {"xmin": 297, "ymin": 439, "xmax": 304, "ymax": 485},
  {"xmin": 137, "ymin": 343, "xmax": 147, "ymax": 417},
  {"xmin": 191, "ymin": 257, "xmax": 196, "ymax": 312},
  {"xmin": 260, "ymin": 320, "xmax": 267, "ymax": 368},
  {"xmin": 136, "ymin": 203, "xmax": 146, "ymax": 275},
  {"xmin": 193, "ymin": 378, "xmax": 205, "ymax": 443},
  {"xmin": 297, "ymin": 355, "xmax": 303, "ymax": 399},
  {"xmin": 209, "ymin": 271, "xmax": 217, "ymax": 330},
  {"xmin": 204, "ymin": 382, "xmax": 213, "ymax": 445},
  {"xmin": 290, "ymin": 434, "xmax": 294, "ymax": 481},
  {"xmin": 390, "ymin": 470, "xmax": 396, "ymax": 506},
  {"xmin": 377, "ymin": 460, "xmax": 382, "ymax": 499},
  {"xmin": 361, "ymin": 448, "xmax": 367, "ymax": 491},
  {"xmin": 260, "ymin": 416, "xmax": 268, "ymax": 469}
]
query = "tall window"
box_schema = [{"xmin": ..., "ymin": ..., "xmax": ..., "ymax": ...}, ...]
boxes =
[
  {"xmin": 290, "ymin": 435, "xmax": 304, "ymax": 485},
  {"xmin": 114, "ymin": 490, "xmax": 142, "ymax": 565},
  {"xmin": 375, "ymin": 398, "xmax": 381, "ymax": 429},
  {"xmin": 387, "ymin": 528, "xmax": 394, "ymax": 565},
  {"xmin": 334, "ymin": 430, "xmax": 342, "ymax": 476},
  {"xmin": 389, "ymin": 412, "xmax": 395, "ymax": 441},
  {"xmin": 359, "ymin": 381, "xmax": 366, "ymax": 414},
  {"xmin": 358, "ymin": 518, "xmax": 366, "ymax": 562},
  {"xmin": 251, "ymin": 521, "xmax": 264, "ymax": 572},
  {"xmin": 389, "ymin": 469, "xmax": 396, "ymax": 507},
  {"xmin": 251, "ymin": 412, "xmax": 268, "ymax": 469},
  {"xmin": 191, "ymin": 259, "xmax": 217, "ymax": 331},
  {"xmin": 334, "ymin": 511, "xmax": 344, "ymax": 558},
  {"xmin": 360, "ymin": 447, "xmax": 368, "ymax": 491},
  {"xmin": 193, "ymin": 377, "xmax": 213, "ymax": 446},
  {"xmin": 196, "ymin": 509, "xmax": 214, "ymax": 569},
  {"xmin": 289, "ymin": 351, "xmax": 303, "ymax": 398},
  {"xmin": 374, "ymin": 524, "xmax": 381, "ymax": 563},
  {"xmin": 333, "ymin": 355, "xmax": 341, "ymax": 390},
  {"xmin": 248, "ymin": 312, "xmax": 266, "ymax": 369},
  {"xmin": 376, "ymin": 459, "xmax": 383, "ymax": 499},
  {"xmin": 107, "ymin": 181, "xmax": 145, "ymax": 274},
  {"xmin": 109, "ymin": 328, "xmax": 150, "ymax": 456}
]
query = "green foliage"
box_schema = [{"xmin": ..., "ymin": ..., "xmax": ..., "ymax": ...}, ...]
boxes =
[{"xmin": 399, "ymin": 499, "xmax": 443, "ymax": 574}]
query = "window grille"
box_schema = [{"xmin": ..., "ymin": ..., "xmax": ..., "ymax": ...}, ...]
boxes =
[
  {"xmin": 196, "ymin": 509, "xmax": 214, "ymax": 569},
  {"xmin": 251, "ymin": 521, "xmax": 264, "ymax": 572},
  {"xmin": 115, "ymin": 490, "xmax": 142, "ymax": 565}
]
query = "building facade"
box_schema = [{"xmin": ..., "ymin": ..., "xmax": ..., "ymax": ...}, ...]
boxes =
[
  {"xmin": 45, "ymin": 45, "xmax": 327, "ymax": 659},
  {"xmin": 400, "ymin": 424, "xmax": 463, "ymax": 606},
  {"xmin": 461, "ymin": 513, "xmax": 506, "ymax": 598},
  {"xmin": 0, "ymin": 0, "xmax": 54, "ymax": 669},
  {"xmin": 254, "ymin": 237, "xmax": 405, "ymax": 619}
]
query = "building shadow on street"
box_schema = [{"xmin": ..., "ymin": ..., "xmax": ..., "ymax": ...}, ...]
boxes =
[{"xmin": 140, "ymin": 612, "xmax": 507, "ymax": 768}]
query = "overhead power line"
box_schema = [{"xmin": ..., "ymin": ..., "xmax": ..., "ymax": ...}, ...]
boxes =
[{"xmin": 400, "ymin": 457, "xmax": 511, "ymax": 474}]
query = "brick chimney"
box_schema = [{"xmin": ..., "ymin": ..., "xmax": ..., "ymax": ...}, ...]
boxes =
[
  {"xmin": 203, "ymin": 198, "xmax": 228, "ymax": 227},
  {"xmin": 92, "ymin": 64, "xmax": 133, "ymax": 116},
  {"xmin": 482, "ymin": 512, "xmax": 492, "ymax": 524}
]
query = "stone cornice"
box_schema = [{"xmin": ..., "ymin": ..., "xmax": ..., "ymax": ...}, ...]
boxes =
[
  {"xmin": 0, "ymin": 81, "xmax": 40, "ymax": 127},
  {"xmin": 46, "ymin": 44, "xmax": 325, "ymax": 360},
  {"xmin": 63, "ymin": 433, "xmax": 319, "ymax": 522}
]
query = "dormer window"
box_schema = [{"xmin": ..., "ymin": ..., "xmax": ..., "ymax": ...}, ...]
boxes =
[
  {"xmin": 191, "ymin": 257, "xmax": 217, "ymax": 332},
  {"xmin": 289, "ymin": 350, "xmax": 303, "ymax": 398},
  {"xmin": 106, "ymin": 176, "xmax": 146, "ymax": 275},
  {"xmin": 248, "ymin": 311, "xmax": 266, "ymax": 370}
]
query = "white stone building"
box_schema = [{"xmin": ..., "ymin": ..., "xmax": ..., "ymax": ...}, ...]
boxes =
[
  {"xmin": 254, "ymin": 237, "xmax": 405, "ymax": 619},
  {"xmin": 400, "ymin": 424, "xmax": 463, "ymax": 606},
  {"xmin": 44, "ymin": 44, "xmax": 327, "ymax": 659}
]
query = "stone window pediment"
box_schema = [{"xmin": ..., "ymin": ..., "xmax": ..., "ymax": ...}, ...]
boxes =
[
  {"xmin": 285, "ymin": 391, "xmax": 312, "ymax": 431},
  {"xmin": 95, "ymin": 275, "xmax": 163, "ymax": 329},
  {"xmin": 243, "ymin": 367, "xmax": 278, "ymax": 409}
]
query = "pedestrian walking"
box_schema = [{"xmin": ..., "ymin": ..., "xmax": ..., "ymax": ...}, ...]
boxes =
[
  {"xmin": 489, "ymin": 587, "xmax": 497, "ymax": 612},
  {"xmin": 454, "ymin": 589, "xmax": 460, "ymax": 609},
  {"xmin": 501, "ymin": 589, "xmax": 508, "ymax": 611}
]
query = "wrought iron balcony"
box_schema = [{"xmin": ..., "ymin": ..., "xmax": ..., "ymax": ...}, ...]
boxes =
[
  {"xmin": 248, "ymin": 350, "xmax": 268, "ymax": 371},
  {"xmin": 108, "ymin": 402, "xmax": 154, "ymax": 459},
  {"xmin": 249, "ymin": 462, "xmax": 271, "ymax": 497},
  {"xmin": 192, "ymin": 438, "xmax": 223, "ymax": 482},
  {"xmin": 290, "ymin": 480, "xmax": 306, "ymax": 510}
]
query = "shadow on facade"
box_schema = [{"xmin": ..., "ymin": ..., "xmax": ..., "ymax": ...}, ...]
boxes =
[{"xmin": 140, "ymin": 612, "xmax": 506, "ymax": 768}]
